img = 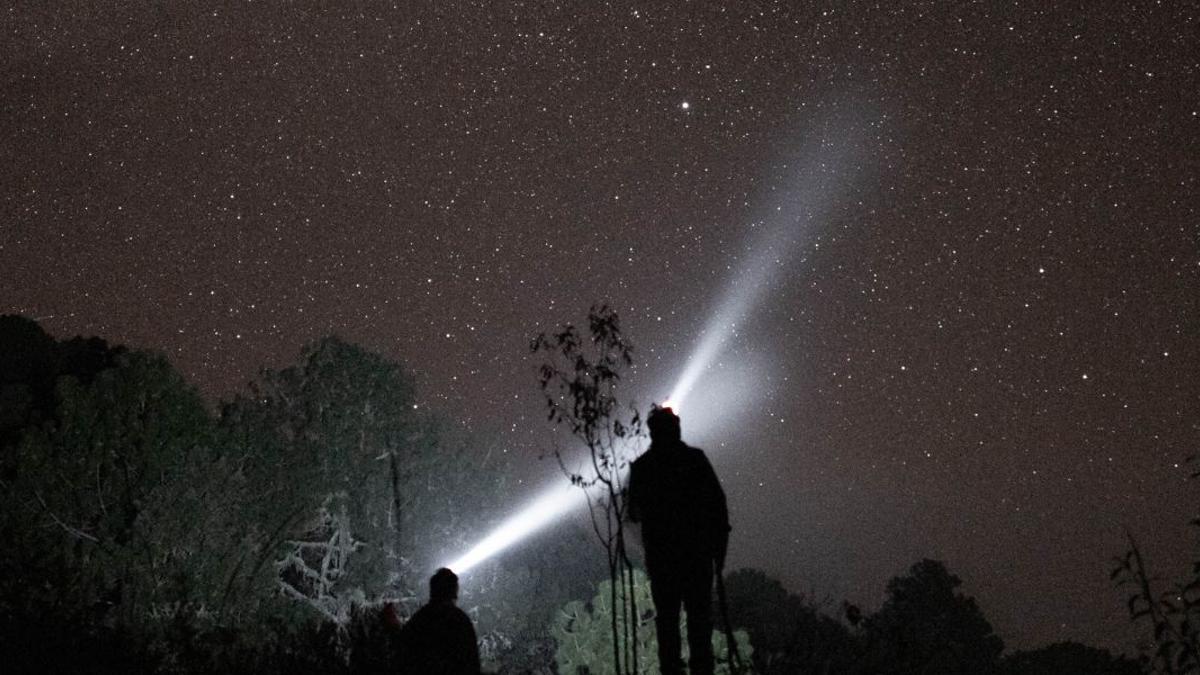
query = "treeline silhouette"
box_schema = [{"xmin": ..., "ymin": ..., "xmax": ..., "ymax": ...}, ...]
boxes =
[
  {"xmin": 723, "ymin": 564, "xmax": 1136, "ymax": 675},
  {"xmin": 0, "ymin": 315, "xmax": 1141, "ymax": 674}
]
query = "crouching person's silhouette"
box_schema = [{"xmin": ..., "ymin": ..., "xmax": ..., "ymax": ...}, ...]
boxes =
[
  {"xmin": 628, "ymin": 406, "xmax": 731, "ymax": 675},
  {"xmin": 398, "ymin": 568, "xmax": 481, "ymax": 675}
]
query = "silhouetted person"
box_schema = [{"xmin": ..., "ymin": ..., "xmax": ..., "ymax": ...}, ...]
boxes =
[
  {"xmin": 397, "ymin": 568, "xmax": 481, "ymax": 675},
  {"xmin": 629, "ymin": 406, "xmax": 731, "ymax": 675}
]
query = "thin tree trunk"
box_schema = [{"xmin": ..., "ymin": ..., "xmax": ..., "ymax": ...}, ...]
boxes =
[
  {"xmin": 389, "ymin": 448, "xmax": 403, "ymax": 565},
  {"xmin": 610, "ymin": 556, "xmax": 622, "ymax": 675}
]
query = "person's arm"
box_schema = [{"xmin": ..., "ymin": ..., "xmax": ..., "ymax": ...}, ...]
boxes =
[
  {"xmin": 461, "ymin": 612, "xmax": 481, "ymax": 674},
  {"xmin": 698, "ymin": 451, "xmax": 730, "ymax": 569},
  {"xmin": 396, "ymin": 612, "xmax": 420, "ymax": 671}
]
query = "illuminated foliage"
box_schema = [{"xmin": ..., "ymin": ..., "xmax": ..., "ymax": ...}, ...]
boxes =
[
  {"xmin": 225, "ymin": 336, "xmax": 587, "ymax": 668},
  {"xmin": 221, "ymin": 336, "xmax": 430, "ymax": 624},
  {"xmin": 551, "ymin": 568, "xmax": 751, "ymax": 675},
  {"xmin": 0, "ymin": 323, "xmax": 582, "ymax": 671}
]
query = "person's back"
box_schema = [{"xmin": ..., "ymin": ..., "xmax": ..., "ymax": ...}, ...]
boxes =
[
  {"xmin": 630, "ymin": 439, "xmax": 727, "ymax": 572},
  {"xmin": 398, "ymin": 568, "xmax": 480, "ymax": 675}
]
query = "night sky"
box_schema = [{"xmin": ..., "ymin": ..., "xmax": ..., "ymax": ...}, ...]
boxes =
[{"xmin": 3, "ymin": 1, "xmax": 1197, "ymax": 652}]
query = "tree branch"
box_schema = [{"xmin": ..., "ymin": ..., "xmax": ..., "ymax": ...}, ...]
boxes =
[{"xmin": 33, "ymin": 489, "xmax": 99, "ymax": 543}]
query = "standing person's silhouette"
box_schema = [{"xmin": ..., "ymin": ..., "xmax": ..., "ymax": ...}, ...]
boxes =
[
  {"xmin": 397, "ymin": 568, "xmax": 481, "ymax": 675},
  {"xmin": 628, "ymin": 406, "xmax": 731, "ymax": 675}
]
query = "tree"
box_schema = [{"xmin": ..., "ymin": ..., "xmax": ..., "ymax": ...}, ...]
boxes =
[
  {"xmin": 219, "ymin": 336, "xmax": 434, "ymax": 625},
  {"xmin": 860, "ymin": 559, "xmax": 1004, "ymax": 675},
  {"xmin": 998, "ymin": 641, "xmax": 1140, "ymax": 675},
  {"xmin": 1113, "ymin": 530, "xmax": 1200, "ymax": 673},
  {"xmin": 723, "ymin": 568, "xmax": 858, "ymax": 674},
  {"xmin": 532, "ymin": 305, "xmax": 645, "ymax": 674},
  {"xmin": 0, "ymin": 315, "xmax": 124, "ymax": 454},
  {"xmin": 0, "ymin": 348, "xmax": 249, "ymax": 628},
  {"xmin": 0, "ymin": 314, "xmax": 56, "ymax": 450},
  {"xmin": 220, "ymin": 335, "xmax": 563, "ymax": 668},
  {"xmin": 1109, "ymin": 452, "xmax": 1200, "ymax": 674},
  {"xmin": 551, "ymin": 568, "xmax": 751, "ymax": 675},
  {"xmin": 0, "ymin": 322, "xmax": 620, "ymax": 671}
]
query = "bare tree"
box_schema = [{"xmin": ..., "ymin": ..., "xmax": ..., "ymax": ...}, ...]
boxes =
[{"xmin": 532, "ymin": 304, "xmax": 645, "ymax": 675}]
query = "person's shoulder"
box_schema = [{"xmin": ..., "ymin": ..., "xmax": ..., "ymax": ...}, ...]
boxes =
[
  {"xmin": 448, "ymin": 605, "xmax": 476, "ymax": 632},
  {"xmin": 426, "ymin": 602, "xmax": 471, "ymax": 622},
  {"xmin": 683, "ymin": 444, "xmax": 718, "ymax": 470},
  {"xmin": 632, "ymin": 447, "xmax": 662, "ymax": 470},
  {"xmin": 407, "ymin": 603, "xmax": 429, "ymax": 620},
  {"xmin": 400, "ymin": 604, "xmax": 431, "ymax": 634}
]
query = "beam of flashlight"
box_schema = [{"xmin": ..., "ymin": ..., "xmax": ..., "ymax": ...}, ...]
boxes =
[
  {"xmin": 446, "ymin": 482, "xmax": 583, "ymax": 573},
  {"xmin": 667, "ymin": 128, "xmax": 862, "ymax": 411},
  {"xmin": 445, "ymin": 114, "xmax": 866, "ymax": 575}
]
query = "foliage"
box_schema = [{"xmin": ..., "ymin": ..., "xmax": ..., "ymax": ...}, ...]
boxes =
[
  {"xmin": 0, "ymin": 314, "xmax": 125, "ymax": 455},
  {"xmin": 0, "ymin": 319, "xmax": 585, "ymax": 671},
  {"xmin": 552, "ymin": 568, "xmax": 751, "ymax": 675},
  {"xmin": 219, "ymin": 336, "xmax": 430, "ymax": 624},
  {"xmin": 1113, "ymin": 530, "xmax": 1200, "ymax": 673},
  {"xmin": 859, "ymin": 559, "xmax": 1004, "ymax": 675},
  {"xmin": 1111, "ymin": 454, "xmax": 1200, "ymax": 674},
  {"xmin": 220, "ymin": 334, "xmax": 607, "ymax": 667},
  {"xmin": 0, "ymin": 314, "xmax": 57, "ymax": 447},
  {"xmin": 221, "ymin": 334, "xmax": 564, "ymax": 658},
  {"xmin": 0, "ymin": 348, "xmax": 253, "ymax": 629},
  {"xmin": 997, "ymin": 640, "xmax": 1140, "ymax": 675},
  {"xmin": 532, "ymin": 304, "xmax": 647, "ymax": 674},
  {"xmin": 723, "ymin": 568, "xmax": 858, "ymax": 674}
]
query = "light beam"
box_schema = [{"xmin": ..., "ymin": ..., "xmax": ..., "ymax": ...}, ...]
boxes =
[
  {"xmin": 666, "ymin": 120, "xmax": 863, "ymax": 411},
  {"xmin": 446, "ymin": 482, "xmax": 582, "ymax": 573},
  {"xmin": 444, "ymin": 113, "xmax": 867, "ymax": 575}
]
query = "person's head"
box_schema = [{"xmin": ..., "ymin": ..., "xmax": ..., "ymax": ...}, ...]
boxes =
[
  {"xmin": 429, "ymin": 567, "xmax": 459, "ymax": 603},
  {"xmin": 647, "ymin": 405, "xmax": 682, "ymax": 445}
]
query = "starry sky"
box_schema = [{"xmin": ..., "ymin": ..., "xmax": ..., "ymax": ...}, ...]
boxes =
[{"xmin": 2, "ymin": 1, "xmax": 1197, "ymax": 652}]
